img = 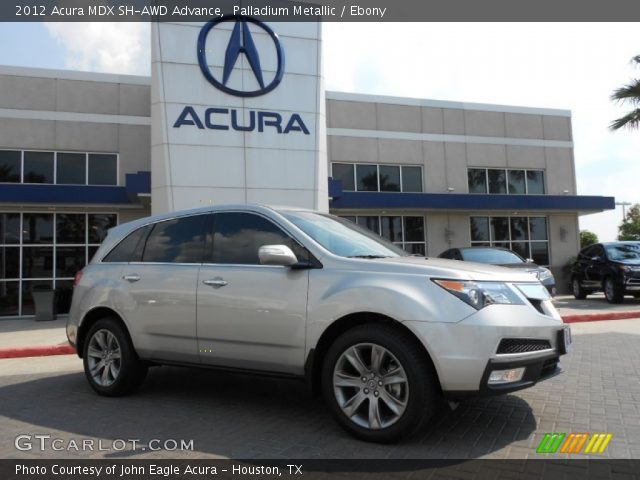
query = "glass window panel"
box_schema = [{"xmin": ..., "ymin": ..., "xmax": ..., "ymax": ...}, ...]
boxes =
[
  {"xmin": 143, "ymin": 215, "xmax": 210, "ymax": 263},
  {"xmin": 470, "ymin": 241, "xmax": 491, "ymax": 247},
  {"xmin": 490, "ymin": 217, "xmax": 510, "ymax": 241},
  {"xmin": 55, "ymin": 280, "xmax": 74, "ymax": 315},
  {"xmin": 0, "ymin": 281, "xmax": 19, "ymax": 316},
  {"xmin": 103, "ymin": 225, "xmax": 149, "ymax": 263},
  {"xmin": 403, "ymin": 217, "xmax": 425, "ymax": 242},
  {"xmin": 492, "ymin": 241, "xmax": 511, "ymax": 249},
  {"xmin": 339, "ymin": 216, "xmax": 357, "ymax": 224},
  {"xmin": 21, "ymin": 280, "xmax": 53, "ymax": 316},
  {"xmin": 511, "ymin": 242, "xmax": 529, "ymax": 259},
  {"xmin": 56, "ymin": 246, "xmax": 86, "ymax": 277},
  {"xmin": 526, "ymin": 171, "xmax": 545, "ymax": 194},
  {"xmin": 405, "ymin": 243, "xmax": 425, "ymax": 256},
  {"xmin": 212, "ymin": 212, "xmax": 305, "ymax": 265},
  {"xmin": 380, "ymin": 216, "xmax": 402, "ymax": 242},
  {"xmin": 0, "ymin": 213, "xmax": 20, "ymax": 244},
  {"xmin": 56, "ymin": 214, "xmax": 86, "ymax": 244},
  {"xmin": 56, "ymin": 153, "xmax": 86, "ymax": 184},
  {"xmin": 332, "ymin": 163, "xmax": 355, "ymax": 191},
  {"xmin": 22, "ymin": 214, "xmax": 54, "ymax": 244},
  {"xmin": 470, "ymin": 217, "xmax": 490, "ymax": 242},
  {"xmin": 488, "ymin": 169, "xmax": 507, "ymax": 194},
  {"xmin": 467, "ymin": 168, "xmax": 487, "ymax": 193},
  {"xmin": 401, "ymin": 166, "xmax": 423, "ymax": 192},
  {"xmin": 88, "ymin": 214, "xmax": 117, "ymax": 244},
  {"xmin": 22, "ymin": 247, "xmax": 54, "ymax": 278},
  {"xmin": 88, "ymin": 245, "xmax": 100, "ymax": 263},
  {"xmin": 23, "ymin": 151, "xmax": 54, "ymax": 184},
  {"xmin": 507, "ymin": 170, "xmax": 526, "ymax": 194},
  {"xmin": 529, "ymin": 217, "xmax": 548, "ymax": 240},
  {"xmin": 88, "ymin": 154, "xmax": 117, "ymax": 185},
  {"xmin": 0, "ymin": 150, "xmax": 21, "ymax": 183},
  {"xmin": 379, "ymin": 165, "xmax": 401, "ymax": 192},
  {"xmin": 530, "ymin": 242, "xmax": 550, "ymax": 265},
  {"xmin": 0, "ymin": 247, "xmax": 20, "ymax": 278},
  {"xmin": 356, "ymin": 164, "xmax": 378, "ymax": 191},
  {"xmin": 510, "ymin": 217, "xmax": 529, "ymax": 241},
  {"xmin": 357, "ymin": 216, "xmax": 380, "ymax": 235}
]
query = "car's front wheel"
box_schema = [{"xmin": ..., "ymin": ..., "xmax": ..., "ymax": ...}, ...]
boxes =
[
  {"xmin": 82, "ymin": 317, "xmax": 147, "ymax": 396},
  {"xmin": 604, "ymin": 277, "xmax": 624, "ymax": 304},
  {"xmin": 572, "ymin": 277, "xmax": 588, "ymax": 299},
  {"xmin": 321, "ymin": 324, "xmax": 438, "ymax": 443}
]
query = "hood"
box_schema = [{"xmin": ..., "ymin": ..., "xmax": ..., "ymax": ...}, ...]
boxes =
[{"xmin": 355, "ymin": 256, "xmax": 539, "ymax": 283}]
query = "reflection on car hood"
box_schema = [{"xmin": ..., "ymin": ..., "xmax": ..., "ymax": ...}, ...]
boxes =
[{"xmin": 365, "ymin": 256, "xmax": 539, "ymax": 282}]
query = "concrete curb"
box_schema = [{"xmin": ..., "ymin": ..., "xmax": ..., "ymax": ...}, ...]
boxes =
[
  {"xmin": 1, "ymin": 312, "xmax": 640, "ymax": 360},
  {"xmin": 0, "ymin": 343, "xmax": 76, "ymax": 359},
  {"xmin": 562, "ymin": 311, "xmax": 640, "ymax": 324}
]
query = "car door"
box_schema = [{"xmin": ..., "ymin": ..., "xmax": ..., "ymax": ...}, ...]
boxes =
[
  {"xmin": 196, "ymin": 211, "xmax": 310, "ymax": 375},
  {"xmin": 118, "ymin": 213, "xmax": 212, "ymax": 363},
  {"xmin": 584, "ymin": 244, "xmax": 606, "ymax": 288}
]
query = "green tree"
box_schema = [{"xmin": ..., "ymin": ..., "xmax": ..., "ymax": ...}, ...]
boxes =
[
  {"xmin": 580, "ymin": 230, "xmax": 599, "ymax": 248},
  {"xmin": 610, "ymin": 55, "xmax": 640, "ymax": 131},
  {"xmin": 618, "ymin": 204, "xmax": 640, "ymax": 240}
]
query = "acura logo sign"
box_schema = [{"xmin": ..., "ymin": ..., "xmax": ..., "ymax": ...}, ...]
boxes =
[{"xmin": 197, "ymin": 15, "xmax": 285, "ymax": 97}]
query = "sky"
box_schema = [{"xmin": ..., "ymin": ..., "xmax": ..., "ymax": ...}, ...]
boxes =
[{"xmin": 1, "ymin": 22, "xmax": 639, "ymax": 242}]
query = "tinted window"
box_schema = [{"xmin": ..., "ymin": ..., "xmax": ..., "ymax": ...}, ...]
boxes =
[
  {"xmin": 57, "ymin": 214, "xmax": 86, "ymax": 244},
  {"xmin": 488, "ymin": 169, "xmax": 507, "ymax": 194},
  {"xmin": 0, "ymin": 150, "xmax": 21, "ymax": 182},
  {"xmin": 490, "ymin": 217, "xmax": 510, "ymax": 241},
  {"xmin": 526, "ymin": 171, "xmax": 545, "ymax": 194},
  {"xmin": 381, "ymin": 216, "xmax": 402, "ymax": 242},
  {"xmin": 212, "ymin": 212, "xmax": 306, "ymax": 265},
  {"xmin": 401, "ymin": 166, "xmax": 423, "ymax": 192},
  {"xmin": 89, "ymin": 214, "xmax": 117, "ymax": 244},
  {"xmin": 143, "ymin": 215, "xmax": 210, "ymax": 263},
  {"xmin": 88, "ymin": 154, "xmax": 117, "ymax": 185},
  {"xmin": 529, "ymin": 217, "xmax": 548, "ymax": 240},
  {"xmin": 379, "ymin": 165, "xmax": 400, "ymax": 192},
  {"xmin": 467, "ymin": 169, "xmax": 487, "ymax": 193},
  {"xmin": 332, "ymin": 163, "xmax": 355, "ymax": 191},
  {"xmin": 57, "ymin": 153, "xmax": 86, "ymax": 184},
  {"xmin": 103, "ymin": 225, "xmax": 149, "ymax": 263},
  {"xmin": 0, "ymin": 213, "xmax": 20, "ymax": 244},
  {"xmin": 507, "ymin": 170, "xmax": 526, "ymax": 194},
  {"xmin": 24, "ymin": 151, "xmax": 54, "ymax": 183},
  {"xmin": 403, "ymin": 217, "xmax": 425, "ymax": 242},
  {"xmin": 357, "ymin": 216, "xmax": 380, "ymax": 235},
  {"xmin": 22, "ymin": 214, "xmax": 53, "ymax": 244},
  {"xmin": 356, "ymin": 164, "xmax": 378, "ymax": 191},
  {"xmin": 510, "ymin": 217, "xmax": 529, "ymax": 241},
  {"xmin": 470, "ymin": 217, "xmax": 490, "ymax": 242}
]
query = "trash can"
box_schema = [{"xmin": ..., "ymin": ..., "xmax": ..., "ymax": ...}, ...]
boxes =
[{"xmin": 32, "ymin": 286, "xmax": 57, "ymax": 322}]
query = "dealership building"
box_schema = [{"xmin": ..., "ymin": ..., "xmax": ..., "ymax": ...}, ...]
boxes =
[{"xmin": 0, "ymin": 20, "xmax": 614, "ymax": 318}]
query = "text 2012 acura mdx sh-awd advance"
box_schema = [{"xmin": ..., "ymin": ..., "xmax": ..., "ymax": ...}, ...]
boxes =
[{"xmin": 67, "ymin": 204, "xmax": 571, "ymax": 442}]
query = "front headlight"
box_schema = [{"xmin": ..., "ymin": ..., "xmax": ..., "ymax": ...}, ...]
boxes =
[
  {"xmin": 432, "ymin": 279, "xmax": 524, "ymax": 310},
  {"xmin": 538, "ymin": 268, "xmax": 554, "ymax": 281}
]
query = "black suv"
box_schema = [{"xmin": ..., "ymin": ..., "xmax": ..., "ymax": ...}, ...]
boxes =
[{"xmin": 571, "ymin": 242, "xmax": 640, "ymax": 303}]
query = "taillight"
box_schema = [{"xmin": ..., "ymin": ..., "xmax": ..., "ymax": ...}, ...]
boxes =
[{"xmin": 73, "ymin": 270, "xmax": 83, "ymax": 288}]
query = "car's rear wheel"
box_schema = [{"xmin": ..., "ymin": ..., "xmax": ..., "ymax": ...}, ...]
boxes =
[
  {"xmin": 572, "ymin": 277, "xmax": 588, "ymax": 299},
  {"xmin": 321, "ymin": 324, "xmax": 438, "ymax": 443},
  {"xmin": 83, "ymin": 317, "xmax": 147, "ymax": 396},
  {"xmin": 604, "ymin": 277, "xmax": 624, "ymax": 304}
]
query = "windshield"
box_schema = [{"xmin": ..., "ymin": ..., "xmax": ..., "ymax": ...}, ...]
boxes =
[
  {"xmin": 281, "ymin": 211, "xmax": 408, "ymax": 258},
  {"xmin": 462, "ymin": 248, "xmax": 524, "ymax": 265},
  {"xmin": 605, "ymin": 243, "xmax": 640, "ymax": 263}
]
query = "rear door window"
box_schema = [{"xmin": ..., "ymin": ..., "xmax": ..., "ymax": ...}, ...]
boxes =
[{"xmin": 141, "ymin": 214, "xmax": 211, "ymax": 264}]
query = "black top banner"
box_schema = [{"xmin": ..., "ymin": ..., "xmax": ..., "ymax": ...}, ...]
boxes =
[{"xmin": 4, "ymin": 0, "xmax": 640, "ymax": 21}]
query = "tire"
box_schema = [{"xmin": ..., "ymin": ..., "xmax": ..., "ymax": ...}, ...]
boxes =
[
  {"xmin": 603, "ymin": 277, "xmax": 624, "ymax": 304},
  {"xmin": 572, "ymin": 277, "xmax": 587, "ymax": 300},
  {"xmin": 321, "ymin": 324, "xmax": 438, "ymax": 443},
  {"xmin": 82, "ymin": 317, "xmax": 147, "ymax": 396}
]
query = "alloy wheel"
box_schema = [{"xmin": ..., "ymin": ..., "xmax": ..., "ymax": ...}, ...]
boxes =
[
  {"xmin": 333, "ymin": 343, "xmax": 409, "ymax": 430},
  {"xmin": 86, "ymin": 329, "xmax": 122, "ymax": 387}
]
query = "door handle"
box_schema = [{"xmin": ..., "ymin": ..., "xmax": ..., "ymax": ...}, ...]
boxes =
[
  {"xmin": 203, "ymin": 279, "xmax": 228, "ymax": 288},
  {"xmin": 122, "ymin": 274, "xmax": 140, "ymax": 283}
]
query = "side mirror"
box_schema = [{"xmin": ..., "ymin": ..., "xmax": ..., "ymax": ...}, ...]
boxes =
[
  {"xmin": 591, "ymin": 255, "xmax": 603, "ymax": 263},
  {"xmin": 258, "ymin": 245, "xmax": 298, "ymax": 266}
]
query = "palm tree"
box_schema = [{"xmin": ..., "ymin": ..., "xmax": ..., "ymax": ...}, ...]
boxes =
[{"xmin": 610, "ymin": 55, "xmax": 640, "ymax": 131}]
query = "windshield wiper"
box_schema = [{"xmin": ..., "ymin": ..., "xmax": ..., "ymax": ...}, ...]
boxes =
[{"xmin": 348, "ymin": 254, "xmax": 391, "ymax": 259}]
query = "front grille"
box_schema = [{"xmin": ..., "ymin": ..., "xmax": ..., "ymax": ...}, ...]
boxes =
[{"xmin": 497, "ymin": 338, "xmax": 552, "ymax": 354}]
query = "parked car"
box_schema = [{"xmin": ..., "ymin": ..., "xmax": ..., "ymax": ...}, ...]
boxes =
[
  {"xmin": 571, "ymin": 241, "xmax": 640, "ymax": 304},
  {"xmin": 67, "ymin": 205, "xmax": 570, "ymax": 443},
  {"xmin": 438, "ymin": 247, "xmax": 556, "ymax": 296}
]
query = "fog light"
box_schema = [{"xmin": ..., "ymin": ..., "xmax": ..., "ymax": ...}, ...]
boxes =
[{"xmin": 488, "ymin": 367, "xmax": 525, "ymax": 385}]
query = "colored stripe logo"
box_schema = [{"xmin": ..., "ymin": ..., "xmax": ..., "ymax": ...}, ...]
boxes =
[{"xmin": 536, "ymin": 433, "xmax": 612, "ymax": 454}]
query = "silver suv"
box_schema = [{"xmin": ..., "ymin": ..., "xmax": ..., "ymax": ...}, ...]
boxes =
[{"xmin": 67, "ymin": 204, "xmax": 571, "ymax": 442}]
